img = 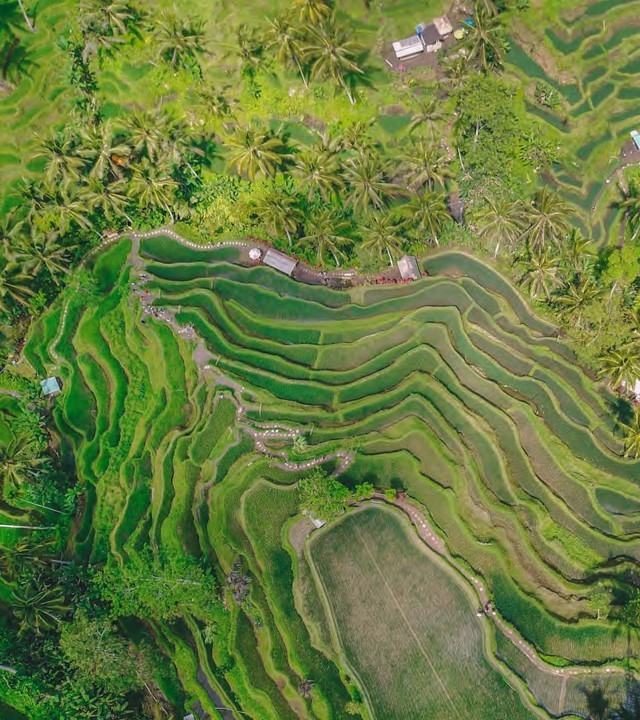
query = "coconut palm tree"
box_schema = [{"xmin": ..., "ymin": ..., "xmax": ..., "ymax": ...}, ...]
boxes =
[
  {"xmin": 403, "ymin": 190, "xmax": 449, "ymax": 246},
  {"xmin": 14, "ymin": 231, "xmax": 76, "ymax": 284},
  {"xmin": 360, "ymin": 212, "xmax": 405, "ymax": 265},
  {"xmin": 128, "ymin": 159, "xmax": 178, "ymax": 219},
  {"xmin": 291, "ymin": 0, "xmax": 331, "ymax": 26},
  {"xmin": 10, "ymin": 578, "xmax": 67, "ymax": 635},
  {"xmin": 121, "ymin": 110, "xmax": 165, "ymax": 163},
  {"xmin": 618, "ymin": 180, "xmax": 640, "ymax": 242},
  {"xmin": 82, "ymin": 178, "xmax": 131, "ymax": 223},
  {"xmin": 439, "ymin": 54, "xmax": 471, "ymax": 93},
  {"xmin": 519, "ymin": 250, "xmax": 562, "ymax": 300},
  {"xmin": 523, "ymin": 187, "xmax": 572, "ymax": 255},
  {"xmin": 249, "ymin": 188, "xmax": 301, "ymax": 245},
  {"xmin": 339, "ymin": 120, "xmax": 376, "ymax": 154},
  {"xmin": 77, "ymin": 121, "xmax": 130, "ymax": 181},
  {"xmin": 408, "ymin": 95, "xmax": 445, "ymax": 139},
  {"xmin": 0, "ymin": 263, "xmax": 34, "ymax": 313},
  {"xmin": 294, "ymin": 148, "xmax": 344, "ymax": 201},
  {"xmin": 33, "ymin": 130, "xmax": 83, "ymax": 184},
  {"xmin": 560, "ymin": 229, "xmax": 596, "ymax": 279},
  {"xmin": 79, "ymin": 0, "xmax": 137, "ymax": 37},
  {"xmin": 225, "ymin": 126, "xmax": 291, "ymax": 181},
  {"xmin": 462, "ymin": 1, "xmax": 508, "ymax": 72},
  {"xmin": 197, "ymin": 85, "xmax": 236, "ymax": 119},
  {"xmin": 598, "ymin": 344, "xmax": 640, "ymax": 392},
  {"xmin": 624, "ymin": 413, "xmax": 640, "ymax": 458},
  {"xmin": 555, "ymin": 276, "xmax": 602, "ymax": 324},
  {"xmin": 33, "ymin": 180, "xmax": 93, "ymax": 233},
  {"xmin": 0, "ymin": 434, "xmax": 46, "ymax": 494},
  {"xmin": 302, "ymin": 22, "xmax": 364, "ymax": 104},
  {"xmin": 16, "ymin": 0, "xmax": 35, "ymax": 32},
  {"xmin": 0, "ymin": 536, "xmax": 54, "ymax": 581},
  {"xmin": 399, "ymin": 139, "xmax": 451, "ymax": 191},
  {"xmin": 232, "ymin": 23, "xmax": 264, "ymax": 77},
  {"xmin": 155, "ymin": 12, "xmax": 207, "ymax": 71},
  {"xmin": 475, "ymin": 196, "xmax": 525, "ymax": 257},
  {"xmin": 342, "ymin": 152, "xmax": 396, "ymax": 215},
  {"xmin": 297, "ymin": 209, "xmax": 352, "ymax": 266},
  {"xmin": 265, "ymin": 16, "xmax": 308, "ymax": 88}
]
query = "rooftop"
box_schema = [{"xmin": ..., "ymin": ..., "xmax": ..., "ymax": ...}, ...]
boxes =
[
  {"xmin": 40, "ymin": 377, "xmax": 61, "ymax": 396},
  {"xmin": 263, "ymin": 248, "xmax": 298, "ymax": 276},
  {"xmin": 397, "ymin": 255, "xmax": 421, "ymax": 280}
]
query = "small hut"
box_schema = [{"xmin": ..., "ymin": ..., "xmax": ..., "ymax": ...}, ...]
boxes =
[
  {"xmin": 392, "ymin": 35, "xmax": 424, "ymax": 60},
  {"xmin": 262, "ymin": 249, "xmax": 297, "ymax": 276},
  {"xmin": 421, "ymin": 23, "xmax": 442, "ymax": 53},
  {"xmin": 433, "ymin": 16, "xmax": 454, "ymax": 38},
  {"xmin": 397, "ymin": 255, "xmax": 421, "ymax": 280},
  {"xmin": 40, "ymin": 377, "xmax": 61, "ymax": 397}
]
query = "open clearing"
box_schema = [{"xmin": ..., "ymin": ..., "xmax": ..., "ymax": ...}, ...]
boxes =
[{"xmin": 308, "ymin": 505, "xmax": 533, "ymax": 720}]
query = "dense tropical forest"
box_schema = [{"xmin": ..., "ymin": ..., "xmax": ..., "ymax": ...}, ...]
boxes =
[{"xmin": 2, "ymin": 0, "xmax": 640, "ymax": 717}]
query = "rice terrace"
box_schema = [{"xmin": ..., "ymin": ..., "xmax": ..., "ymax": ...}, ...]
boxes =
[{"xmin": 3, "ymin": 0, "xmax": 640, "ymax": 719}]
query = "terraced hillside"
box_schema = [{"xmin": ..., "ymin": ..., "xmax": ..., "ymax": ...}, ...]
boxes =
[
  {"xmin": 506, "ymin": 0, "xmax": 640, "ymax": 245},
  {"xmin": 24, "ymin": 233, "xmax": 640, "ymax": 719}
]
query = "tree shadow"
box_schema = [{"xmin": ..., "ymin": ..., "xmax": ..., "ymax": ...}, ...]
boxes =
[{"xmin": 608, "ymin": 395, "xmax": 634, "ymax": 430}]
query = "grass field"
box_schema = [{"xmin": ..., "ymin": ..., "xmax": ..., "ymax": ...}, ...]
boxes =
[
  {"xmin": 18, "ymin": 232, "xmax": 640, "ymax": 718},
  {"xmin": 308, "ymin": 504, "xmax": 533, "ymax": 720}
]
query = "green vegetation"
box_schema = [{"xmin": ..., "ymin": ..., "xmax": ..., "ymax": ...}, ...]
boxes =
[{"xmin": 2, "ymin": 0, "xmax": 640, "ymax": 717}]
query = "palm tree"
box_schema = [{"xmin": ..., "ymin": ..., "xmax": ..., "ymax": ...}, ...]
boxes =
[
  {"xmin": 232, "ymin": 23, "xmax": 264, "ymax": 77},
  {"xmin": 128, "ymin": 159, "xmax": 178, "ymax": 219},
  {"xmin": 225, "ymin": 126, "xmax": 291, "ymax": 181},
  {"xmin": 249, "ymin": 188, "xmax": 301, "ymax": 245},
  {"xmin": 265, "ymin": 16, "xmax": 307, "ymax": 88},
  {"xmin": 16, "ymin": 0, "xmax": 35, "ymax": 33},
  {"xmin": 598, "ymin": 344, "xmax": 640, "ymax": 392},
  {"xmin": 197, "ymin": 85, "xmax": 236, "ymax": 119},
  {"xmin": 33, "ymin": 130, "xmax": 83, "ymax": 184},
  {"xmin": 297, "ymin": 209, "xmax": 352, "ymax": 266},
  {"xmin": 78, "ymin": 121, "xmax": 130, "ymax": 181},
  {"xmin": 155, "ymin": 13, "xmax": 206, "ymax": 70},
  {"xmin": 10, "ymin": 578, "xmax": 67, "ymax": 635},
  {"xmin": 0, "ymin": 263, "xmax": 34, "ymax": 313},
  {"xmin": 79, "ymin": 0, "xmax": 137, "ymax": 37},
  {"xmin": 523, "ymin": 187, "xmax": 572, "ymax": 255},
  {"xmin": 408, "ymin": 96, "xmax": 445, "ymax": 139},
  {"xmin": 403, "ymin": 190, "xmax": 449, "ymax": 246},
  {"xmin": 82, "ymin": 178, "xmax": 131, "ymax": 223},
  {"xmin": 555, "ymin": 276, "xmax": 602, "ymax": 324},
  {"xmin": 519, "ymin": 250, "xmax": 562, "ymax": 300},
  {"xmin": 439, "ymin": 55, "xmax": 471, "ymax": 93},
  {"xmin": 303, "ymin": 22, "xmax": 364, "ymax": 104},
  {"xmin": 360, "ymin": 212, "xmax": 405, "ymax": 265},
  {"xmin": 475, "ymin": 197, "xmax": 525, "ymax": 257},
  {"xmin": 0, "ymin": 536, "xmax": 54, "ymax": 580},
  {"xmin": 560, "ymin": 229, "xmax": 596, "ymax": 279},
  {"xmin": 339, "ymin": 120, "xmax": 376, "ymax": 154},
  {"xmin": 462, "ymin": 1, "xmax": 508, "ymax": 72},
  {"xmin": 618, "ymin": 180, "xmax": 640, "ymax": 242},
  {"xmin": 0, "ymin": 434, "xmax": 46, "ymax": 494},
  {"xmin": 342, "ymin": 152, "xmax": 396, "ymax": 215},
  {"xmin": 291, "ymin": 0, "xmax": 331, "ymax": 26},
  {"xmin": 121, "ymin": 110, "xmax": 165, "ymax": 163},
  {"xmin": 399, "ymin": 139, "xmax": 451, "ymax": 191},
  {"xmin": 31, "ymin": 180, "xmax": 93, "ymax": 233},
  {"xmin": 14, "ymin": 231, "xmax": 75, "ymax": 285},
  {"xmin": 294, "ymin": 148, "xmax": 344, "ymax": 201}
]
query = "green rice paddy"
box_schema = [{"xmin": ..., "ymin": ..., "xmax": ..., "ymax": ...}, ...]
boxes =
[
  {"xmin": 22, "ymin": 233, "xmax": 640, "ymax": 718},
  {"xmin": 506, "ymin": 0, "xmax": 640, "ymax": 245}
]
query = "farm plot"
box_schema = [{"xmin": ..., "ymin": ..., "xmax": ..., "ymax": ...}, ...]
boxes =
[
  {"xmin": 22, "ymin": 235, "xmax": 640, "ymax": 719},
  {"xmin": 308, "ymin": 505, "xmax": 533, "ymax": 720}
]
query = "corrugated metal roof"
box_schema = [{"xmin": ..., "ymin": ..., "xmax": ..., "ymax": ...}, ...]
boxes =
[
  {"xmin": 263, "ymin": 249, "xmax": 297, "ymax": 276},
  {"xmin": 397, "ymin": 255, "xmax": 421, "ymax": 280},
  {"xmin": 40, "ymin": 377, "xmax": 61, "ymax": 395}
]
